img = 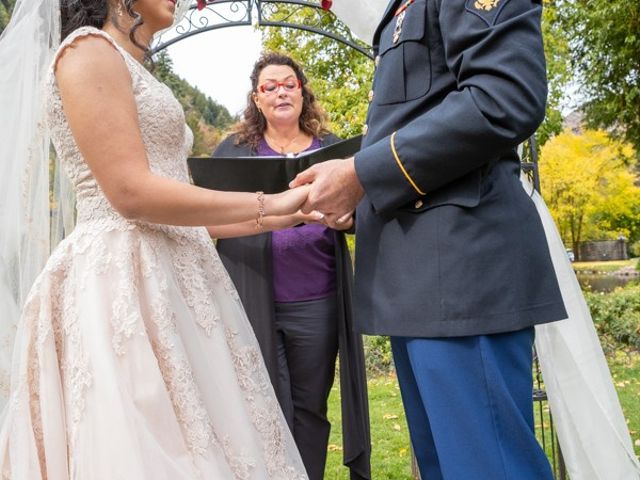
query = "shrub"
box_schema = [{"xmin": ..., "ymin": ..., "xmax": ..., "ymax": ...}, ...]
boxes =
[
  {"xmin": 585, "ymin": 284, "xmax": 640, "ymax": 353},
  {"xmin": 363, "ymin": 336, "xmax": 394, "ymax": 377}
]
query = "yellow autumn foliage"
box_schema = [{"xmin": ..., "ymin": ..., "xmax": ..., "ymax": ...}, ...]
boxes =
[{"xmin": 539, "ymin": 129, "xmax": 639, "ymax": 249}]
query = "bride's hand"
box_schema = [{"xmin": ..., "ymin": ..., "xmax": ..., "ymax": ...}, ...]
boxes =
[
  {"xmin": 266, "ymin": 185, "xmax": 310, "ymax": 216},
  {"xmin": 327, "ymin": 213, "xmax": 354, "ymax": 231},
  {"xmin": 312, "ymin": 211, "xmax": 353, "ymax": 231},
  {"xmin": 265, "ymin": 210, "xmax": 324, "ymax": 231}
]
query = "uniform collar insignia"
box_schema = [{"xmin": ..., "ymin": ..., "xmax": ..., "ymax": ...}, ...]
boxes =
[
  {"xmin": 474, "ymin": 0, "xmax": 500, "ymax": 10},
  {"xmin": 466, "ymin": 0, "xmax": 509, "ymax": 26}
]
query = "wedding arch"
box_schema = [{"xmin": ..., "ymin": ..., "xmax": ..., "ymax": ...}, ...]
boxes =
[
  {"xmin": 151, "ymin": 0, "xmax": 373, "ymax": 59},
  {"xmin": 153, "ymin": 2, "xmax": 556, "ymax": 478}
]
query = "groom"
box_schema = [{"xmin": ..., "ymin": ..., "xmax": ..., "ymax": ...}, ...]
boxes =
[{"xmin": 291, "ymin": 0, "xmax": 567, "ymax": 477}]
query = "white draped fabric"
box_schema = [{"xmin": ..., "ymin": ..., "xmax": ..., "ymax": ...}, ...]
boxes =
[
  {"xmin": 330, "ymin": 0, "xmax": 388, "ymax": 44},
  {"xmin": 0, "ymin": 0, "xmax": 61, "ymax": 410},
  {"xmin": 525, "ymin": 178, "xmax": 640, "ymax": 480}
]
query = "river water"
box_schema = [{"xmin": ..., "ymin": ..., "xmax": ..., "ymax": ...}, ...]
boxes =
[{"xmin": 576, "ymin": 273, "xmax": 637, "ymax": 293}]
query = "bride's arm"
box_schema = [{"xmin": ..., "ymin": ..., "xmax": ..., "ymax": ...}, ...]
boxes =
[
  {"xmin": 55, "ymin": 36, "xmax": 306, "ymax": 227},
  {"xmin": 207, "ymin": 212, "xmax": 353, "ymax": 239},
  {"xmin": 207, "ymin": 211, "xmax": 325, "ymax": 239}
]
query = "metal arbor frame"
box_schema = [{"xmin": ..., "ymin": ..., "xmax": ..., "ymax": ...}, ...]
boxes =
[
  {"xmin": 154, "ymin": 2, "xmax": 558, "ymax": 478},
  {"xmin": 151, "ymin": 0, "xmax": 373, "ymax": 59}
]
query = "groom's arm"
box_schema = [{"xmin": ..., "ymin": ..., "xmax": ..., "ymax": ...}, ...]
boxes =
[
  {"xmin": 292, "ymin": 0, "xmax": 546, "ymax": 219},
  {"xmin": 354, "ymin": 0, "xmax": 547, "ymax": 216}
]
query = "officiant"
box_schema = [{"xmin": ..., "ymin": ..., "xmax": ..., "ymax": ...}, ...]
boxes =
[{"xmin": 207, "ymin": 52, "xmax": 371, "ymax": 480}]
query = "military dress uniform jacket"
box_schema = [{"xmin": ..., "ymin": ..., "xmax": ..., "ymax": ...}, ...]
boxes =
[{"xmin": 352, "ymin": 0, "xmax": 567, "ymax": 337}]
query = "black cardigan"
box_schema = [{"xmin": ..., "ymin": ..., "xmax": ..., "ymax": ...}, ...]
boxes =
[{"xmin": 213, "ymin": 134, "xmax": 371, "ymax": 480}]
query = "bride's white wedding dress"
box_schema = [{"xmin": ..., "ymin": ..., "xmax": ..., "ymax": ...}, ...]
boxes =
[{"xmin": 0, "ymin": 26, "xmax": 308, "ymax": 480}]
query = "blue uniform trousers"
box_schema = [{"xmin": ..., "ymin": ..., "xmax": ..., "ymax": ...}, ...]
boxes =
[{"xmin": 391, "ymin": 328, "xmax": 554, "ymax": 480}]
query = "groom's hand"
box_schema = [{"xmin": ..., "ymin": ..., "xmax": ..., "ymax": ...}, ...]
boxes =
[{"xmin": 289, "ymin": 157, "xmax": 364, "ymax": 224}]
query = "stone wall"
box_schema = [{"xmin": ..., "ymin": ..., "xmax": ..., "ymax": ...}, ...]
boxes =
[{"xmin": 576, "ymin": 239, "xmax": 628, "ymax": 261}]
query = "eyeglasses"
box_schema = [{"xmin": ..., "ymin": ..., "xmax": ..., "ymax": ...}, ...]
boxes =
[{"xmin": 258, "ymin": 79, "xmax": 302, "ymax": 95}]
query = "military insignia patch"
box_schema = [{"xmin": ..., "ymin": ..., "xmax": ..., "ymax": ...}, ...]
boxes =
[
  {"xmin": 465, "ymin": 0, "xmax": 510, "ymax": 26},
  {"xmin": 474, "ymin": 0, "xmax": 500, "ymax": 10}
]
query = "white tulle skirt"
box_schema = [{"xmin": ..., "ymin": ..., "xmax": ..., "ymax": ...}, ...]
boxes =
[
  {"xmin": 527, "ymin": 177, "xmax": 640, "ymax": 480},
  {"xmin": 0, "ymin": 222, "xmax": 308, "ymax": 480}
]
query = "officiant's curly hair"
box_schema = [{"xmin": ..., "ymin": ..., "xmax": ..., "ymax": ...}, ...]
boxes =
[
  {"xmin": 60, "ymin": 0, "xmax": 147, "ymax": 53},
  {"xmin": 231, "ymin": 53, "xmax": 331, "ymax": 150}
]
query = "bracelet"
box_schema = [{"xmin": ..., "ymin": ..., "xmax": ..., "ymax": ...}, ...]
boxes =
[{"xmin": 255, "ymin": 191, "xmax": 265, "ymax": 230}]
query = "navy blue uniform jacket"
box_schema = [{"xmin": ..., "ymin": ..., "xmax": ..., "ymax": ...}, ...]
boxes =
[{"xmin": 353, "ymin": 0, "xmax": 567, "ymax": 337}]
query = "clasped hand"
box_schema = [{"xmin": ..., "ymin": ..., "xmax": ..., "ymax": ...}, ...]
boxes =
[
  {"xmin": 288, "ymin": 157, "xmax": 364, "ymax": 229},
  {"xmin": 265, "ymin": 184, "xmax": 348, "ymax": 231}
]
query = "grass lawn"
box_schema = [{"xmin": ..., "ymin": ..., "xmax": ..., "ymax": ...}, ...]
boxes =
[
  {"xmin": 610, "ymin": 350, "xmax": 640, "ymax": 456},
  {"xmin": 323, "ymin": 352, "xmax": 640, "ymax": 479},
  {"xmin": 572, "ymin": 258, "xmax": 638, "ymax": 273},
  {"xmin": 325, "ymin": 376, "xmax": 414, "ymax": 480}
]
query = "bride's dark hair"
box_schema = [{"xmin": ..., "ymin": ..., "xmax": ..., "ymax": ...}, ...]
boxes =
[{"xmin": 60, "ymin": 0, "xmax": 147, "ymax": 52}]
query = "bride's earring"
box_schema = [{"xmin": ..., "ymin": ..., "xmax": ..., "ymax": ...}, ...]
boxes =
[{"xmin": 116, "ymin": 2, "xmax": 124, "ymax": 16}]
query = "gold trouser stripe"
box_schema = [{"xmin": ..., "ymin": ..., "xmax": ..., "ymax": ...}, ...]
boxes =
[{"xmin": 390, "ymin": 132, "xmax": 426, "ymax": 196}]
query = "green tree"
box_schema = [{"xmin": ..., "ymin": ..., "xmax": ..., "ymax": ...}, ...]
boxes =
[
  {"xmin": 261, "ymin": 9, "xmax": 373, "ymax": 138},
  {"xmin": 539, "ymin": 129, "xmax": 640, "ymax": 256},
  {"xmin": 558, "ymin": 0, "xmax": 640, "ymax": 150},
  {"xmin": 537, "ymin": 0, "xmax": 572, "ymax": 146}
]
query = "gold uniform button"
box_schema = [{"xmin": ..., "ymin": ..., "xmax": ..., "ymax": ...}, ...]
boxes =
[
  {"xmin": 414, "ymin": 199, "xmax": 424, "ymax": 209},
  {"xmin": 368, "ymin": 90, "xmax": 374, "ymax": 102},
  {"xmin": 362, "ymin": 124, "xmax": 369, "ymax": 136},
  {"xmin": 375, "ymin": 55, "xmax": 381, "ymax": 67}
]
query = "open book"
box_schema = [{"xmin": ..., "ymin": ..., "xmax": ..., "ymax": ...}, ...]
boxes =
[{"xmin": 188, "ymin": 135, "xmax": 362, "ymax": 193}]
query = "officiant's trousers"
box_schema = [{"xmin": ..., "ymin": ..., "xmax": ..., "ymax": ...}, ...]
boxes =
[
  {"xmin": 391, "ymin": 327, "xmax": 554, "ymax": 480},
  {"xmin": 274, "ymin": 296, "xmax": 339, "ymax": 480}
]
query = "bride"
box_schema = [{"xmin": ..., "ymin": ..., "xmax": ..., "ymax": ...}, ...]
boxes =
[{"xmin": 0, "ymin": 0, "xmax": 316, "ymax": 478}]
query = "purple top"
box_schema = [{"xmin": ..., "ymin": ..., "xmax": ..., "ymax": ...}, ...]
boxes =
[{"xmin": 257, "ymin": 137, "xmax": 337, "ymax": 302}]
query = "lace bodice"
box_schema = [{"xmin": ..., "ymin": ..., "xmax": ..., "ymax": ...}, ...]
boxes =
[{"xmin": 46, "ymin": 27, "xmax": 194, "ymax": 228}]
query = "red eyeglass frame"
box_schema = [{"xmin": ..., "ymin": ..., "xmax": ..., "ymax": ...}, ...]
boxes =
[{"xmin": 258, "ymin": 79, "xmax": 303, "ymax": 94}]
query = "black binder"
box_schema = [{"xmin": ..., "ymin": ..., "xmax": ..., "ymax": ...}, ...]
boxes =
[{"xmin": 188, "ymin": 135, "xmax": 362, "ymax": 193}]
